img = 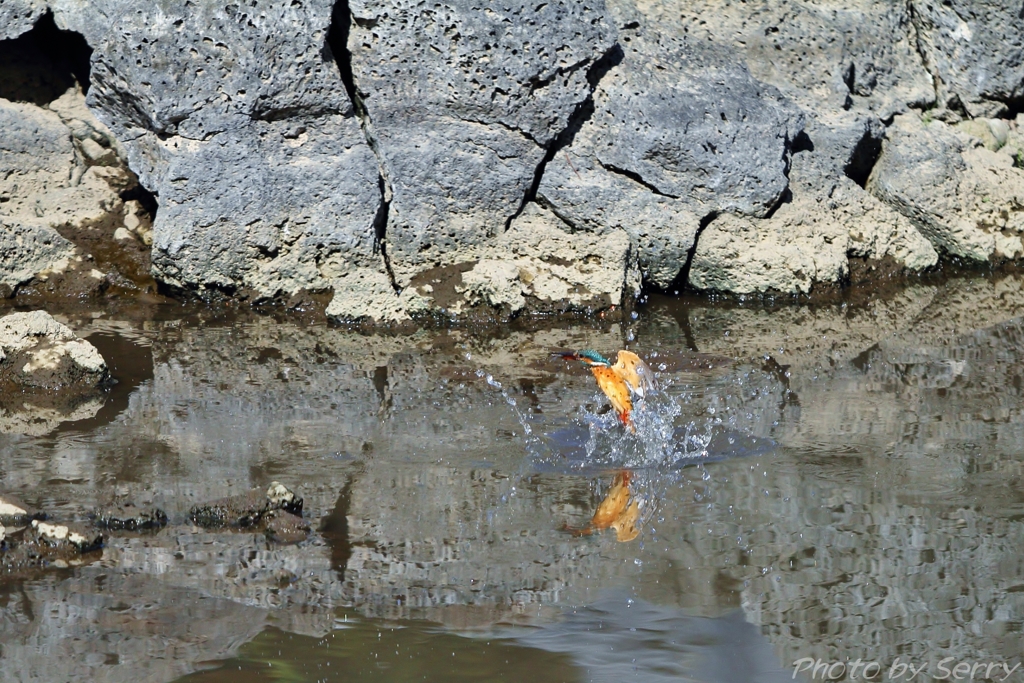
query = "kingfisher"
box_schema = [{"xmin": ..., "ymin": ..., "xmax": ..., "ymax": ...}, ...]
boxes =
[{"xmin": 554, "ymin": 349, "xmax": 657, "ymax": 430}]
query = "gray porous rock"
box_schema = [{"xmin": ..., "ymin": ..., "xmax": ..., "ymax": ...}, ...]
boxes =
[
  {"xmin": 660, "ymin": 0, "xmax": 934, "ymax": 118},
  {"xmin": 623, "ymin": 0, "xmax": 942, "ymax": 293},
  {"xmin": 638, "ymin": 0, "xmax": 934, "ymax": 190},
  {"xmin": 0, "ymin": 0, "xmax": 47, "ymax": 41},
  {"xmin": 911, "ymin": 0, "xmax": 1024, "ymax": 118},
  {"xmin": 537, "ymin": 16, "xmax": 804, "ymax": 289},
  {"xmin": 2, "ymin": 0, "xmax": 1024, "ymax": 312},
  {"xmin": 346, "ymin": 0, "xmax": 618, "ymax": 287},
  {"xmin": 575, "ymin": 15, "xmax": 805, "ymax": 219},
  {"xmin": 49, "ymin": 0, "xmax": 388, "ymax": 305},
  {"xmin": 685, "ymin": 111, "xmax": 939, "ymax": 295},
  {"xmin": 869, "ymin": 114, "xmax": 1024, "ymax": 262}
]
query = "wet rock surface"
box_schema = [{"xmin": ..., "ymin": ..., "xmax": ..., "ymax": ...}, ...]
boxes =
[
  {"xmin": 0, "ymin": 310, "xmax": 114, "ymax": 435},
  {"xmin": 1, "ymin": 520, "xmax": 103, "ymax": 576},
  {"xmin": 0, "ymin": 310, "xmax": 108, "ymax": 391},
  {"xmin": 0, "ymin": 494, "xmax": 45, "ymax": 525},
  {"xmin": 93, "ymin": 502, "xmax": 168, "ymax": 531},
  {"xmin": 189, "ymin": 482, "xmax": 304, "ymax": 529}
]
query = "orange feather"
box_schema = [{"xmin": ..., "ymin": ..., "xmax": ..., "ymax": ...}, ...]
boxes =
[
  {"xmin": 590, "ymin": 471, "xmax": 632, "ymax": 528},
  {"xmin": 590, "ymin": 365, "xmax": 634, "ymax": 428},
  {"xmin": 611, "ymin": 350, "xmax": 658, "ymax": 398}
]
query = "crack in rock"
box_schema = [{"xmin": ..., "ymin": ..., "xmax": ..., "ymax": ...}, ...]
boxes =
[
  {"xmin": 504, "ymin": 43, "xmax": 625, "ymax": 232},
  {"xmin": 598, "ymin": 161, "xmax": 681, "ymax": 200},
  {"xmin": 328, "ymin": 0, "xmax": 399, "ymax": 294}
]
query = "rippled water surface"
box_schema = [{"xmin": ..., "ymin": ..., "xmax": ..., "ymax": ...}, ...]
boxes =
[{"xmin": 3, "ymin": 274, "xmax": 1024, "ymax": 682}]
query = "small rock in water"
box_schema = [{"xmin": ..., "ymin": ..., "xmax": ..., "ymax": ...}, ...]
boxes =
[
  {"xmin": 1, "ymin": 520, "xmax": 104, "ymax": 577},
  {"xmin": 189, "ymin": 481, "xmax": 303, "ymax": 529},
  {"xmin": 262, "ymin": 509, "xmax": 311, "ymax": 544},
  {"xmin": 0, "ymin": 311, "xmax": 109, "ymax": 392},
  {"xmin": 29, "ymin": 520, "xmax": 104, "ymax": 552},
  {"xmin": 93, "ymin": 502, "xmax": 168, "ymax": 530},
  {"xmin": 266, "ymin": 481, "xmax": 300, "ymax": 510},
  {"xmin": 0, "ymin": 494, "xmax": 46, "ymax": 525}
]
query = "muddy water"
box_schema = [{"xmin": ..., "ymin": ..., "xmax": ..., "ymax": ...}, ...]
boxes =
[{"xmin": 3, "ymin": 274, "xmax": 1024, "ymax": 682}]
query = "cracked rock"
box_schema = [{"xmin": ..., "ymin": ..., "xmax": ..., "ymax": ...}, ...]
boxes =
[
  {"xmin": 539, "ymin": 17, "xmax": 803, "ymax": 289},
  {"xmin": 662, "ymin": 0, "xmax": 933, "ymax": 118},
  {"xmin": 58, "ymin": 1, "xmax": 383, "ymax": 301},
  {"xmin": 911, "ymin": 0, "xmax": 1024, "ymax": 118},
  {"xmin": 689, "ymin": 202, "xmax": 848, "ymax": 296},
  {"xmin": 457, "ymin": 202, "xmax": 640, "ymax": 316},
  {"xmin": 346, "ymin": 0, "xmax": 617, "ymax": 287}
]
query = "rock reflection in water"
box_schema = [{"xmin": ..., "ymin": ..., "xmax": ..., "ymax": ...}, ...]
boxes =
[{"xmin": 0, "ymin": 275, "xmax": 1023, "ymax": 681}]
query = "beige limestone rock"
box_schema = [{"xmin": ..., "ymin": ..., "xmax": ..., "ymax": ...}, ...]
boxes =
[
  {"xmin": 0, "ymin": 92, "xmax": 131, "ymax": 293},
  {"xmin": 46, "ymin": 86, "xmax": 127, "ymax": 161},
  {"xmin": 689, "ymin": 200, "xmax": 849, "ymax": 295},
  {"xmin": 956, "ymin": 118, "xmax": 1009, "ymax": 151},
  {"xmin": 0, "ymin": 310, "xmax": 107, "ymax": 389},
  {"xmin": 838, "ymin": 183, "xmax": 939, "ymax": 270},
  {"xmin": 326, "ymin": 203, "xmax": 639, "ymax": 322},
  {"xmin": 325, "ymin": 267, "xmax": 427, "ymax": 323},
  {"xmin": 459, "ymin": 203, "xmax": 639, "ymax": 315},
  {"xmin": 869, "ymin": 114, "xmax": 1024, "ymax": 261}
]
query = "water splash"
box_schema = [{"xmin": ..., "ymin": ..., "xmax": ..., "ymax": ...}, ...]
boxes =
[
  {"xmin": 542, "ymin": 376, "xmax": 719, "ymax": 472},
  {"xmin": 475, "ymin": 369, "xmax": 533, "ymax": 437},
  {"xmin": 474, "ymin": 365, "xmax": 777, "ymax": 541}
]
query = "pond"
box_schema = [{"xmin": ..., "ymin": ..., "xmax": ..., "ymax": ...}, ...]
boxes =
[{"xmin": 2, "ymin": 272, "xmax": 1024, "ymax": 682}]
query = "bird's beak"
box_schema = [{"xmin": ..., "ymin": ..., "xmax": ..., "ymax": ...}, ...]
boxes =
[{"xmin": 553, "ymin": 352, "xmax": 578, "ymax": 361}]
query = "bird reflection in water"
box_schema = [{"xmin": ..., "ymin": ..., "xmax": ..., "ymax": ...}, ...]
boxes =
[{"xmin": 566, "ymin": 470, "xmax": 642, "ymax": 542}]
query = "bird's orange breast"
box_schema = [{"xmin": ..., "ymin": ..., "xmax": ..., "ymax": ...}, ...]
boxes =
[{"xmin": 591, "ymin": 366, "xmax": 633, "ymax": 427}]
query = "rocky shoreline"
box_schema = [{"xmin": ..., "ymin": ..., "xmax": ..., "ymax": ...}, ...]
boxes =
[{"xmin": 2, "ymin": 1, "xmax": 1024, "ymax": 323}]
